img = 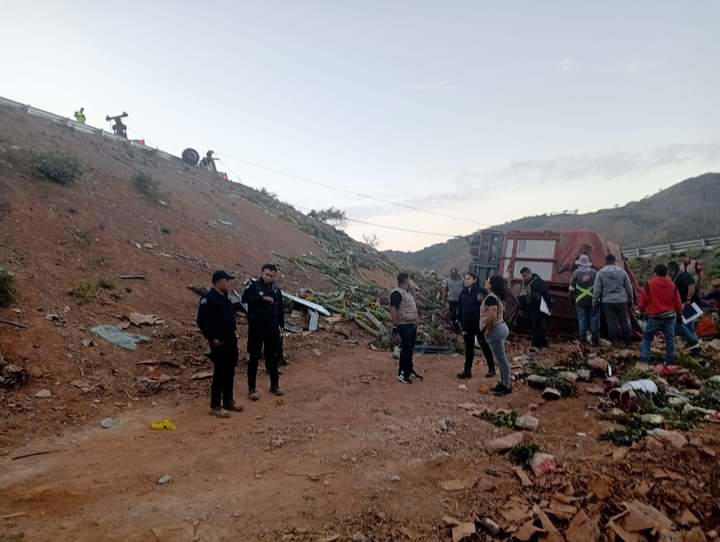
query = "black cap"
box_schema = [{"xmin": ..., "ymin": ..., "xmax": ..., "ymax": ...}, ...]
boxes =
[{"xmin": 212, "ymin": 270, "xmax": 235, "ymax": 283}]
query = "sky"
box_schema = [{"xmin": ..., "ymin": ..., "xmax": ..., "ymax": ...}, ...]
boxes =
[{"xmin": 2, "ymin": 1, "xmax": 718, "ymax": 251}]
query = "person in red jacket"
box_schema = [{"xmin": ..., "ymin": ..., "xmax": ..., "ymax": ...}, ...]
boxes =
[{"xmin": 638, "ymin": 264, "xmax": 682, "ymax": 365}]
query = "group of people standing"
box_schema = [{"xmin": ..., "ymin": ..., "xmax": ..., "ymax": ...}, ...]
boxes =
[
  {"xmin": 196, "ymin": 265, "xmax": 286, "ymax": 418},
  {"xmin": 438, "ymin": 270, "xmax": 513, "ymax": 395}
]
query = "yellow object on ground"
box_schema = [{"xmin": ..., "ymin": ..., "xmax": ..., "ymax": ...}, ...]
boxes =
[{"xmin": 150, "ymin": 419, "xmax": 176, "ymax": 431}]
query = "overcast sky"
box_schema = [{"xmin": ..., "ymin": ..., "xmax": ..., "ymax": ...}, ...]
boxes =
[{"xmin": 2, "ymin": 1, "xmax": 718, "ymax": 250}]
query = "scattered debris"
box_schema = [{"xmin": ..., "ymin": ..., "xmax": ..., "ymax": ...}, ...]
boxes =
[
  {"xmin": 514, "ymin": 414, "xmax": 539, "ymax": 432},
  {"xmin": 508, "ymin": 442, "xmax": 540, "ymax": 466},
  {"xmin": 150, "ymin": 419, "xmax": 176, "ymax": 431},
  {"xmin": 439, "ymin": 479, "xmax": 476, "ymax": 491},
  {"xmin": 451, "ymin": 522, "xmax": 476, "ymax": 542},
  {"xmin": 0, "ymin": 317, "xmax": 28, "ymax": 329},
  {"xmin": 648, "ymin": 428, "xmax": 688, "ymax": 449},
  {"xmin": 119, "ymin": 274, "xmax": 146, "ymax": 280},
  {"xmin": 542, "ymin": 387, "xmax": 562, "ymax": 401},
  {"xmin": 128, "ymin": 312, "xmax": 164, "ymax": 326},
  {"xmin": 0, "ymin": 352, "xmax": 28, "ymax": 389},
  {"xmin": 34, "ymin": 389, "xmax": 52, "ymax": 398},
  {"xmin": 91, "ymin": 325, "xmax": 150, "ymax": 351},
  {"xmin": 487, "ymin": 432, "xmax": 525, "ymax": 453},
  {"xmin": 190, "ymin": 370, "xmax": 214, "ymax": 380},
  {"xmin": 157, "ymin": 475, "xmax": 172, "ymax": 485},
  {"xmin": 529, "ymin": 452, "xmax": 558, "ymax": 477},
  {"xmin": 100, "ymin": 417, "xmax": 115, "ymax": 429}
]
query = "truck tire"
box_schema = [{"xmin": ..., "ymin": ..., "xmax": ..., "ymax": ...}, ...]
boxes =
[{"xmin": 181, "ymin": 148, "xmax": 200, "ymax": 166}]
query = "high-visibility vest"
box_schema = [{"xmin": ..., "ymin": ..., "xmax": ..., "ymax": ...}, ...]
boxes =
[{"xmin": 74, "ymin": 111, "xmax": 86, "ymax": 124}]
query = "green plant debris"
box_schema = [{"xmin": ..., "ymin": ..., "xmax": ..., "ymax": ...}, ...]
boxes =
[
  {"xmin": 33, "ymin": 152, "xmax": 82, "ymax": 185},
  {"xmin": 621, "ymin": 366, "xmax": 654, "ymax": 383},
  {"xmin": 692, "ymin": 381, "xmax": 720, "ymax": 411},
  {"xmin": 599, "ymin": 415, "xmax": 652, "ymax": 447},
  {"xmin": 480, "ymin": 410, "xmax": 518, "ymax": 428},
  {"xmin": 676, "ymin": 353, "xmax": 717, "ymax": 380},
  {"xmin": 96, "ymin": 279, "xmax": 115, "ymax": 290},
  {"xmin": 509, "ymin": 442, "xmax": 541, "ymax": 466},
  {"xmin": 132, "ymin": 172, "xmax": 161, "ymax": 202},
  {"xmin": 0, "ymin": 268, "xmax": 15, "ymax": 307}
]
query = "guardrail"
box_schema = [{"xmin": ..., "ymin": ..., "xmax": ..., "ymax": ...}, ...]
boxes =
[
  {"xmin": 622, "ymin": 236, "xmax": 720, "ymax": 258},
  {"xmin": 0, "ymin": 95, "xmax": 181, "ymax": 164}
]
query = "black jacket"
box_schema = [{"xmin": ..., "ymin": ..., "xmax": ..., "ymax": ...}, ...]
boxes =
[
  {"xmin": 242, "ymin": 279, "xmax": 285, "ymax": 328},
  {"xmin": 197, "ymin": 288, "xmax": 237, "ymax": 342},
  {"xmin": 458, "ymin": 285, "xmax": 485, "ymax": 330},
  {"xmin": 524, "ymin": 274, "xmax": 552, "ymax": 309}
]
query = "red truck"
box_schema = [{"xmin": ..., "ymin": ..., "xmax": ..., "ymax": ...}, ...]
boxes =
[{"xmin": 469, "ymin": 229, "xmax": 639, "ymax": 335}]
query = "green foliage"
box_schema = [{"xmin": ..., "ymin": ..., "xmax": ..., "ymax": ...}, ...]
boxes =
[
  {"xmin": 0, "ymin": 268, "xmax": 15, "ymax": 307},
  {"xmin": 622, "ymin": 366, "xmax": 654, "ymax": 383},
  {"xmin": 33, "ymin": 152, "xmax": 83, "ymax": 185},
  {"xmin": 599, "ymin": 415, "xmax": 651, "ymax": 447},
  {"xmin": 509, "ymin": 442, "xmax": 541, "ymax": 466},
  {"xmin": 692, "ymin": 381, "xmax": 720, "ymax": 411},
  {"xmin": 132, "ymin": 172, "xmax": 160, "ymax": 202},
  {"xmin": 308, "ymin": 207, "xmax": 348, "ymax": 228},
  {"xmin": 676, "ymin": 353, "xmax": 716, "ymax": 380},
  {"xmin": 480, "ymin": 410, "xmax": 518, "ymax": 428}
]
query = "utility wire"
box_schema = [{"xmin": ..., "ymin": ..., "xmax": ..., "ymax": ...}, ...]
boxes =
[{"xmin": 217, "ymin": 152, "xmax": 493, "ymax": 227}]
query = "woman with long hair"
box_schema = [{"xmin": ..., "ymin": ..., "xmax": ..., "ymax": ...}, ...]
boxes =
[
  {"xmin": 457, "ymin": 272, "xmax": 496, "ymax": 379},
  {"xmin": 480, "ymin": 275, "xmax": 512, "ymax": 396}
]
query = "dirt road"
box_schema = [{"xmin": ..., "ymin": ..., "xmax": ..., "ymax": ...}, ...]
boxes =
[{"xmin": 2, "ymin": 342, "xmax": 719, "ymax": 541}]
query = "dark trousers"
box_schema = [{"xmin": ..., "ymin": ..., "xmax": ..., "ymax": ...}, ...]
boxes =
[
  {"xmin": 397, "ymin": 323, "xmax": 417, "ymax": 377},
  {"xmin": 463, "ymin": 329, "xmax": 495, "ymax": 375},
  {"xmin": 209, "ymin": 341, "xmax": 238, "ymax": 409},
  {"xmin": 602, "ymin": 302, "xmax": 632, "ymax": 344},
  {"xmin": 529, "ymin": 305, "xmax": 549, "ymax": 348},
  {"xmin": 448, "ymin": 301, "xmax": 460, "ymax": 329},
  {"xmin": 247, "ymin": 323, "xmax": 281, "ymax": 392}
]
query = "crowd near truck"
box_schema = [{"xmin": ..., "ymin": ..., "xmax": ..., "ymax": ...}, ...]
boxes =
[{"xmin": 469, "ymin": 229, "xmax": 640, "ymax": 335}]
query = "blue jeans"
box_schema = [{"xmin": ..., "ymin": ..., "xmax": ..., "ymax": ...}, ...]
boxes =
[
  {"xmin": 640, "ymin": 316, "xmax": 676, "ymax": 364},
  {"xmin": 486, "ymin": 322, "xmax": 511, "ymax": 389},
  {"xmin": 576, "ymin": 305, "xmax": 599, "ymax": 343},
  {"xmin": 675, "ymin": 319, "xmax": 699, "ymax": 347}
]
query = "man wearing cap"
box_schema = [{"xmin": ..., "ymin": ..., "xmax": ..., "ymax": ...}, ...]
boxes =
[
  {"xmin": 197, "ymin": 271, "xmax": 244, "ymax": 418},
  {"xmin": 242, "ymin": 264, "xmax": 285, "ymax": 399},
  {"xmin": 569, "ymin": 255, "xmax": 599, "ymax": 346}
]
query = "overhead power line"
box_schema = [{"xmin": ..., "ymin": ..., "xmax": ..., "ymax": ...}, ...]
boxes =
[{"xmin": 217, "ymin": 153, "xmax": 493, "ymax": 227}]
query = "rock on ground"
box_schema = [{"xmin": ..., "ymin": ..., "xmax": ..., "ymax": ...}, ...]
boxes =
[
  {"xmin": 514, "ymin": 415, "xmax": 539, "ymax": 432},
  {"xmin": 486, "ymin": 432, "xmax": 525, "ymax": 453},
  {"xmin": 648, "ymin": 429, "xmax": 688, "ymax": 449}
]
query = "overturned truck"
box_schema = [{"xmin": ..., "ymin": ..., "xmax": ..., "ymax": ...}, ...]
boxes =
[{"xmin": 469, "ymin": 229, "xmax": 639, "ymax": 335}]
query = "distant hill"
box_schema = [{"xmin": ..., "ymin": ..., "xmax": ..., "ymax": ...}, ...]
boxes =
[{"xmin": 386, "ymin": 172, "xmax": 720, "ymax": 274}]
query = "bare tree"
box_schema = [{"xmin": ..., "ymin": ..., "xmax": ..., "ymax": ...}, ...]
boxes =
[
  {"xmin": 362, "ymin": 233, "xmax": 380, "ymax": 249},
  {"xmin": 307, "ymin": 207, "xmax": 347, "ymax": 229}
]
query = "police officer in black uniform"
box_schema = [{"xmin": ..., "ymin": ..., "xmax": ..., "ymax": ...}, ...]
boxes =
[
  {"xmin": 197, "ymin": 270, "xmax": 244, "ymax": 418},
  {"xmin": 242, "ymin": 264, "xmax": 285, "ymax": 399}
]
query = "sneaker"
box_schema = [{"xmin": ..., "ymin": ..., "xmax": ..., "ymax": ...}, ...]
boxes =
[
  {"xmin": 270, "ymin": 388, "xmax": 284, "ymax": 396},
  {"xmin": 410, "ymin": 370, "xmax": 424, "ymax": 381},
  {"xmin": 397, "ymin": 373, "xmax": 412, "ymax": 384},
  {"xmin": 490, "ymin": 383, "xmax": 504, "ymax": 393},
  {"xmin": 249, "ymin": 390, "xmax": 260, "ymax": 401},
  {"xmin": 456, "ymin": 372, "xmax": 472, "ymax": 379},
  {"xmin": 224, "ymin": 402, "xmax": 244, "ymax": 413},
  {"xmin": 210, "ymin": 408, "xmax": 231, "ymax": 418}
]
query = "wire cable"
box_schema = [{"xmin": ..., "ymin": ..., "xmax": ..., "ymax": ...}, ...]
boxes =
[{"xmin": 217, "ymin": 152, "xmax": 493, "ymax": 227}]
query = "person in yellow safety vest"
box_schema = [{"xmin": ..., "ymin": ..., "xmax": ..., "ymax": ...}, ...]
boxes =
[
  {"xmin": 74, "ymin": 107, "xmax": 86, "ymax": 124},
  {"xmin": 569, "ymin": 254, "xmax": 599, "ymax": 345}
]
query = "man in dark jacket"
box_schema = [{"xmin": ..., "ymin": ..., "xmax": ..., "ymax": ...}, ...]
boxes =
[
  {"xmin": 519, "ymin": 267, "xmax": 551, "ymax": 349},
  {"xmin": 668, "ymin": 260, "xmax": 701, "ymax": 352},
  {"xmin": 197, "ymin": 270, "xmax": 244, "ymax": 417},
  {"xmin": 242, "ymin": 264, "xmax": 285, "ymax": 399},
  {"xmin": 457, "ymin": 273, "xmax": 495, "ymax": 379}
]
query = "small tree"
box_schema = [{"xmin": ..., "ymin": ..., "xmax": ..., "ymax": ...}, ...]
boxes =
[
  {"xmin": 362, "ymin": 233, "xmax": 380, "ymax": 249},
  {"xmin": 308, "ymin": 207, "xmax": 347, "ymax": 229}
]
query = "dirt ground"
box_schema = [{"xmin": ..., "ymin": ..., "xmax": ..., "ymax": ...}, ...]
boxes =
[{"xmin": 2, "ymin": 337, "xmax": 720, "ymax": 541}]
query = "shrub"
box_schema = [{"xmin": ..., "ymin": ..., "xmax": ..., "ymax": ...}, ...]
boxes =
[
  {"xmin": 509, "ymin": 442, "xmax": 541, "ymax": 466},
  {"xmin": 97, "ymin": 278, "xmax": 115, "ymax": 290},
  {"xmin": 33, "ymin": 152, "xmax": 83, "ymax": 185},
  {"xmin": 132, "ymin": 172, "xmax": 160, "ymax": 202},
  {"xmin": 0, "ymin": 268, "xmax": 15, "ymax": 307}
]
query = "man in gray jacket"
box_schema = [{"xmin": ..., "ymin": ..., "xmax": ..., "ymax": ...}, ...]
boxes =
[{"xmin": 593, "ymin": 254, "xmax": 634, "ymax": 345}]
